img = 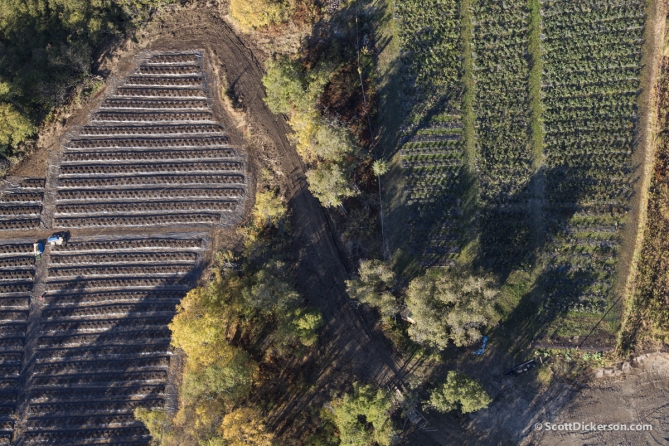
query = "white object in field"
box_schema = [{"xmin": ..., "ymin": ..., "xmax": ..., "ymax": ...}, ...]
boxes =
[
  {"xmin": 33, "ymin": 242, "xmax": 44, "ymax": 255},
  {"xmin": 47, "ymin": 235, "xmax": 64, "ymax": 246}
]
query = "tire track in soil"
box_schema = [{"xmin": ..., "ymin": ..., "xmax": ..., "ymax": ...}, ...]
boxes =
[{"xmin": 127, "ymin": 7, "xmax": 440, "ymax": 438}]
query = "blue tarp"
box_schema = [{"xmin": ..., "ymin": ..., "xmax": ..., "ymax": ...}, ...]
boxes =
[{"xmin": 473, "ymin": 336, "xmax": 488, "ymax": 355}]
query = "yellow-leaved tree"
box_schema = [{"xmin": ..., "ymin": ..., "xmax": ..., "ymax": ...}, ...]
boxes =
[
  {"xmin": 220, "ymin": 407, "xmax": 275, "ymax": 446},
  {"xmin": 230, "ymin": 0, "xmax": 295, "ymax": 31}
]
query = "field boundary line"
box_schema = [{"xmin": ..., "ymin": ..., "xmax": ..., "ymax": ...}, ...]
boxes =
[{"xmin": 617, "ymin": 0, "xmax": 667, "ymax": 350}]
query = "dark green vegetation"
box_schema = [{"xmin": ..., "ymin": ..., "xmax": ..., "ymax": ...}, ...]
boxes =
[
  {"xmin": 0, "ymin": 0, "xmax": 171, "ymax": 153},
  {"xmin": 539, "ymin": 0, "xmax": 644, "ymax": 342},
  {"xmin": 394, "ymin": 0, "xmax": 465, "ymax": 265},
  {"xmin": 388, "ymin": 0, "xmax": 647, "ymax": 348},
  {"xmin": 261, "ymin": 7, "xmax": 384, "ymax": 258},
  {"xmin": 426, "ymin": 371, "xmax": 491, "ymax": 415}
]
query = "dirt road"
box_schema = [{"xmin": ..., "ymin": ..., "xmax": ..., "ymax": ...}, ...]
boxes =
[{"xmin": 96, "ymin": 5, "xmax": 428, "ymax": 439}]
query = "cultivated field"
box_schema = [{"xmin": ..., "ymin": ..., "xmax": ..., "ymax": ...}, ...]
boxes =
[
  {"xmin": 19, "ymin": 235, "xmax": 206, "ymax": 445},
  {"xmin": 0, "ymin": 181, "xmax": 45, "ymax": 232},
  {"xmin": 395, "ymin": 0, "xmax": 465, "ymax": 265},
  {"xmin": 52, "ymin": 51, "xmax": 246, "ymax": 230},
  {"xmin": 391, "ymin": 0, "xmax": 649, "ymax": 346},
  {"xmin": 0, "ymin": 50, "xmax": 247, "ymax": 444}
]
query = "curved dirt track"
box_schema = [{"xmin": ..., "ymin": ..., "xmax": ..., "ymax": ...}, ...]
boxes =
[{"xmin": 102, "ymin": 5, "xmax": 443, "ymax": 440}]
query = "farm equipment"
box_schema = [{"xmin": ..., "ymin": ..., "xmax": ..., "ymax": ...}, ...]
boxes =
[
  {"xmin": 504, "ymin": 359, "xmax": 536, "ymax": 376},
  {"xmin": 48, "ymin": 232, "xmax": 68, "ymax": 246},
  {"xmin": 33, "ymin": 242, "xmax": 43, "ymax": 261}
]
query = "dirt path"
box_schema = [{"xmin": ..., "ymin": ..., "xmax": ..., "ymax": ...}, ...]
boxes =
[
  {"xmin": 91, "ymin": 5, "xmax": 423, "ymax": 437},
  {"xmin": 521, "ymin": 353, "xmax": 669, "ymax": 445}
]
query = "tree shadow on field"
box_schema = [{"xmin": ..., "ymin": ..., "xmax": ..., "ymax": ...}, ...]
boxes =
[
  {"xmin": 12, "ymin": 241, "xmax": 205, "ymax": 444},
  {"xmin": 376, "ymin": 0, "xmax": 476, "ymax": 276}
]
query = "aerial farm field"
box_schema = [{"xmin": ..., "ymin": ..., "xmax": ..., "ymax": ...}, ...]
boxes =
[
  {"xmin": 0, "ymin": 51, "xmax": 247, "ymax": 444},
  {"xmin": 386, "ymin": 0, "xmax": 656, "ymax": 349},
  {"xmin": 1, "ymin": 0, "xmax": 669, "ymax": 444}
]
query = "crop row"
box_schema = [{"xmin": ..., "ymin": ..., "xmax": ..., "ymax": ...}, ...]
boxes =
[
  {"xmin": 59, "ymin": 161, "xmax": 241, "ymax": 176},
  {"xmin": 0, "ymin": 205, "xmax": 41, "ymax": 216},
  {"xmin": 35, "ymin": 343, "xmax": 171, "ymax": 361},
  {"xmin": 0, "ymin": 244, "xmax": 33, "ymax": 255},
  {"xmin": 0, "ymin": 192, "xmax": 42, "ymax": 202},
  {"xmin": 19, "ymin": 179, "xmax": 45, "ymax": 188},
  {"xmin": 57, "ymin": 174, "xmax": 244, "ymax": 188},
  {"xmin": 55, "ymin": 200, "xmax": 236, "ymax": 215},
  {"xmin": 46, "ymin": 276, "xmax": 192, "ymax": 291},
  {"xmin": 54, "ymin": 213, "xmax": 221, "ymax": 228},
  {"xmin": 67, "ymin": 136, "xmax": 229, "ymax": 149},
  {"xmin": 100, "ymin": 98, "xmax": 209, "ymax": 110},
  {"xmin": 25, "ymin": 413, "xmax": 140, "ymax": 429},
  {"xmin": 42, "ymin": 303, "xmax": 176, "ymax": 320},
  {"xmin": 396, "ymin": 0, "xmax": 465, "ymax": 265},
  {"xmin": 0, "ymin": 297, "xmax": 30, "ymax": 309},
  {"xmin": 22, "ymin": 426, "xmax": 149, "ymax": 443},
  {"xmin": 62, "ymin": 148, "xmax": 234, "ymax": 163},
  {"xmin": 30, "ymin": 384, "xmax": 165, "ymax": 402},
  {"xmin": 125, "ymin": 75, "xmax": 202, "ymax": 87},
  {"xmin": 29, "ymin": 398, "xmax": 164, "ymax": 417},
  {"xmin": 56, "ymin": 187, "xmax": 243, "ymax": 201},
  {"xmin": 0, "ymin": 257, "xmax": 34, "ymax": 268},
  {"xmin": 0, "ymin": 270, "xmax": 33, "ymax": 281},
  {"xmin": 43, "ymin": 290, "xmax": 185, "ymax": 306},
  {"xmin": 40, "ymin": 316, "xmax": 175, "ymax": 334},
  {"xmin": 0, "ymin": 219, "xmax": 39, "ymax": 231},
  {"xmin": 79, "ymin": 124, "xmax": 224, "ymax": 136},
  {"xmin": 539, "ymin": 0, "xmax": 644, "ymax": 310},
  {"xmin": 48, "ymin": 264, "xmax": 191, "ymax": 278},
  {"xmin": 32, "ymin": 357, "xmax": 170, "ymax": 375},
  {"xmin": 0, "ymin": 282, "xmax": 32, "ymax": 294},
  {"xmin": 36, "ymin": 329, "xmax": 171, "ymax": 348},
  {"xmin": 91, "ymin": 111, "xmax": 213, "ymax": 122},
  {"xmin": 53, "ymin": 238, "xmax": 203, "ymax": 252},
  {"xmin": 137, "ymin": 65, "xmax": 200, "ymax": 75},
  {"xmin": 148, "ymin": 54, "xmax": 198, "ymax": 64},
  {"xmin": 115, "ymin": 88, "xmax": 206, "ymax": 98},
  {"xmin": 51, "ymin": 252, "xmax": 197, "ymax": 265},
  {"xmin": 472, "ymin": 0, "xmax": 532, "ymax": 206}
]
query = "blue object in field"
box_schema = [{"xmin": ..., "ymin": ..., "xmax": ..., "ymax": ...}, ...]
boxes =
[
  {"xmin": 34, "ymin": 242, "xmax": 43, "ymax": 255},
  {"xmin": 47, "ymin": 236, "xmax": 60, "ymax": 243},
  {"xmin": 473, "ymin": 336, "xmax": 488, "ymax": 355}
]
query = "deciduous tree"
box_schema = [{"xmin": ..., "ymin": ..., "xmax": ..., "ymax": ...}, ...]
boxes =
[
  {"xmin": 346, "ymin": 260, "xmax": 396, "ymax": 318},
  {"xmin": 406, "ymin": 269, "xmax": 498, "ymax": 348},
  {"xmin": 306, "ymin": 164, "xmax": 356, "ymax": 208},
  {"xmin": 427, "ymin": 371, "xmax": 491, "ymax": 414},
  {"xmin": 331, "ymin": 383, "xmax": 395, "ymax": 446},
  {"xmin": 230, "ymin": 0, "xmax": 295, "ymax": 31}
]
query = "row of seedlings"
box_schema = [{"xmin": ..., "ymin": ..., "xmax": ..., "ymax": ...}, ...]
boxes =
[
  {"xmin": 396, "ymin": 0, "xmax": 465, "ymax": 265},
  {"xmin": 0, "ymin": 242, "xmax": 36, "ymax": 444},
  {"xmin": 20, "ymin": 236, "xmax": 205, "ymax": 445},
  {"xmin": 471, "ymin": 0, "xmax": 534, "ymax": 269},
  {"xmin": 0, "ymin": 179, "xmax": 44, "ymax": 231},
  {"xmin": 540, "ymin": 0, "xmax": 645, "ymax": 314},
  {"xmin": 54, "ymin": 51, "xmax": 246, "ymax": 230}
]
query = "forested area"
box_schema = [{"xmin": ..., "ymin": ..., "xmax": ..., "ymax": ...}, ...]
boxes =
[{"xmin": 0, "ymin": 0, "xmax": 172, "ymax": 155}]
